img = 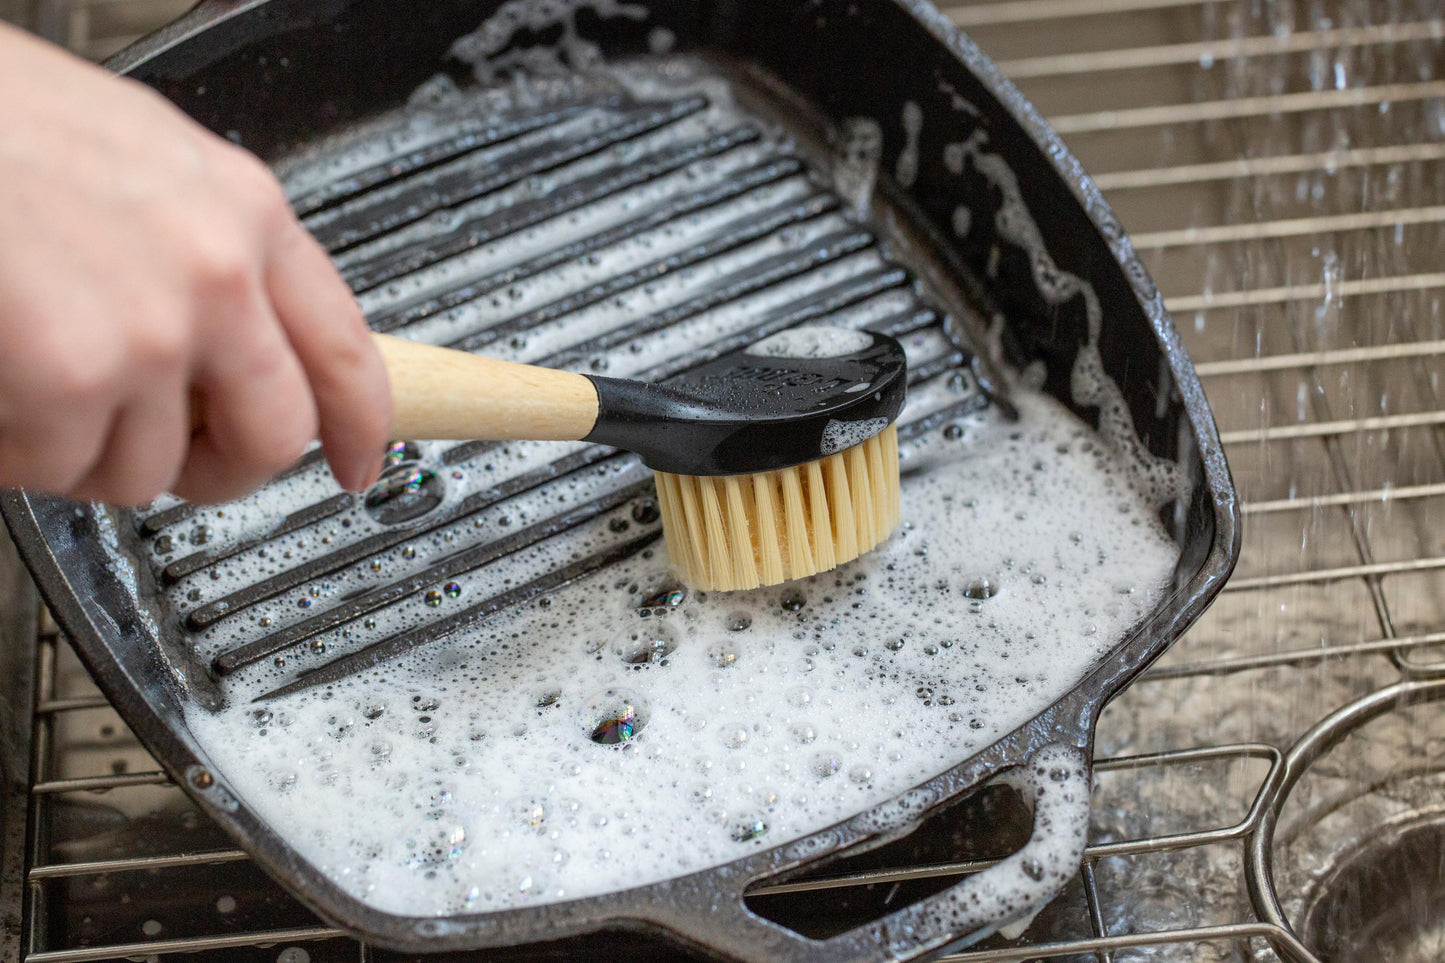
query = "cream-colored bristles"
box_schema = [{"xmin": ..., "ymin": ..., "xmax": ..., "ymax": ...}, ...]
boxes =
[{"xmin": 654, "ymin": 424, "xmax": 902, "ymax": 592}]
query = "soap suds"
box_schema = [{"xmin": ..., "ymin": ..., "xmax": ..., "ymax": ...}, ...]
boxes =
[
  {"xmin": 182, "ymin": 390, "xmax": 1177, "ymax": 916},
  {"xmin": 820, "ymin": 416, "xmax": 889, "ymax": 454},
  {"xmin": 127, "ymin": 56, "xmax": 1185, "ymax": 923},
  {"xmin": 746, "ymin": 326, "xmax": 874, "ymax": 360}
]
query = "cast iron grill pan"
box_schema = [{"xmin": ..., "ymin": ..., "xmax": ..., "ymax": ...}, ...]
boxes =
[{"xmin": 1, "ymin": 2, "xmax": 1239, "ymax": 960}]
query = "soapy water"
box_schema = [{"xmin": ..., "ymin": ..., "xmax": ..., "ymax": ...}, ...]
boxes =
[
  {"xmin": 184, "ymin": 390, "xmax": 1178, "ymax": 915},
  {"xmin": 745, "ymin": 325, "xmax": 875, "ymax": 360},
  {"xmin": 155, "ymin": 43, "xmax": 1186, "ymax": 919}
]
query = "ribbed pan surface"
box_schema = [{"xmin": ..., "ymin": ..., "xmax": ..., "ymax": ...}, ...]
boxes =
[{"xmin": 135, "ymin": 71, "xmax": 988, "ymax": 703}]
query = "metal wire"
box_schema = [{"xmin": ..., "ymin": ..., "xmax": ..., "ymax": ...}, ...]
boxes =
[{"xmin": 15, "ymin": 0, "xmax": 1445, "ymax": 960}]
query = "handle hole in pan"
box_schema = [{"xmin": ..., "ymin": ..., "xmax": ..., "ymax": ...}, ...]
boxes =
[{"xmin": 741, "ymin": 782, "xmax": 1038, "ymax": 940}]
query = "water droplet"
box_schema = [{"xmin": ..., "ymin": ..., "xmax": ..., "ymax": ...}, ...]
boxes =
[{"xmin": 364, "ymin": 466, "xmax": 445, "ymax": 525}]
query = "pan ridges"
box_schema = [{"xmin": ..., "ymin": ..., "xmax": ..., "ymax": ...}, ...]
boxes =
[{"xmin": 130, "ymin": 83, "xmax": 991, "ymax": 696}]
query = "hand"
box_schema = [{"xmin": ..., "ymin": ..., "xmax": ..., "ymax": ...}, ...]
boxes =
[{"xmin": 0, "ymin": 24, "xmax": 391, "ymax": 505}]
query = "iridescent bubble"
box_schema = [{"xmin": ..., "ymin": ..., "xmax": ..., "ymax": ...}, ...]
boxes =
[
  {"xmin": 613, "ymin": 622, "xmax": 679, "ymax": 665},
  {"xmin": 382, "ymin": 440, "xmax": 422, "ymax": 469},
  {"xmin": 585, "ymin": 689, "xmax": 647, "ymax": 745},
  {"xmin": 626, "ymin": 573, "xmax": 687, "ymax": 614},
  {"xmin": 364, "ymin": 466, "xmax": 445, "ymax": 526}
]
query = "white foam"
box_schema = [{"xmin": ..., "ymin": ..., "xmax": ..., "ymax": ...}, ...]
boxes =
[
  {"xmin": 820, "ymin": 416, "xmax": 889, "ymax": 454},
  {"xmin": 746, "ymin": 326, "xmax": 874, "ymax": 360},
  {"xmin": 150, "ymin": 56, "xmax": 1185, "ymax": 924},
  {"xmin": 181, "ymin": 390, "xmax": 1178, "ymax": 916}
]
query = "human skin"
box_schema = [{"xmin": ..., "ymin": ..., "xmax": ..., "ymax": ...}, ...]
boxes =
[{"xmin": 0, "ymin": 23, "xmax": 391, "ymax": 505}]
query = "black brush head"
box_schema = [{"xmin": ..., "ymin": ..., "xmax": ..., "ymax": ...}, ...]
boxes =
[{"xmin": 584, "ymin": 327, "xmax": 907, "ymax": 475}]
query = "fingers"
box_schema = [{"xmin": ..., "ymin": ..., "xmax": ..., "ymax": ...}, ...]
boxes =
[
  {"xmin": 173, "ymin": 275, "xmax": 319, "ymax": 505},
  {"xmin": 0, "ymin": 399, "xmax": 114, "ymax": 496},
  {"xmin": 266, "ymin": 218, "xmax": 390, "ymax": 492},
  {"xmin": 69, "ymin": 378, "xmax": 189, "ymax": 504}
]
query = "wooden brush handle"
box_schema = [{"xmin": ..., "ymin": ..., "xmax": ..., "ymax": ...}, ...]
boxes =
[{"xmin": 372, "ymin": 333, "xmax": 600, "ymax": 441}]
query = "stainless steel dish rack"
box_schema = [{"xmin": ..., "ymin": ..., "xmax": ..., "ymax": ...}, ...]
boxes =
[{"xmin": 1, "ymin": 0, "xmax": 1443, "ymax": 960}]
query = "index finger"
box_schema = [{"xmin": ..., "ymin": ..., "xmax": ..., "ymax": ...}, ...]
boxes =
[{"xmin": 265, "ymin": 218, "xmax": 391, "ymax": 493}]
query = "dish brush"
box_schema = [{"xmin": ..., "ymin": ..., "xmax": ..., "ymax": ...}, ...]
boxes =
[{"xmin": 371, "ymin": 326, "xmax": 906, "ymax": 591}]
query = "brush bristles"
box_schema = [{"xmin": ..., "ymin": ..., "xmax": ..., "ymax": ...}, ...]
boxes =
[{"xmin": 655, "ymin": 425, "xmax": 901, "ymax": 592}]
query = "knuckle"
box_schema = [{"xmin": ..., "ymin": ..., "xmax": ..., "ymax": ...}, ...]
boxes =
[
  {"xmin": 42, "ymin": 351, "xmax": 117, "ymax": 404},
  {"xmin": 187, "ymin": 236, "xmax": 254, "ymax": 300},
  {"xmin": 132, "ymin": 321, "xmax": 192, "ymax": 371}
]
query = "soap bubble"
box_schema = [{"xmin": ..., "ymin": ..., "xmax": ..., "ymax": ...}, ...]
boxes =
[{"xmin": 613, "ymin": 622, "xmax": 679, "ymax": 665}]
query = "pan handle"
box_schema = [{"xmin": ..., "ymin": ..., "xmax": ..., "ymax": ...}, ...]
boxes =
[{"xmin": 644, "ymin": 743, "xmax": 1092, "ymax": 963}]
